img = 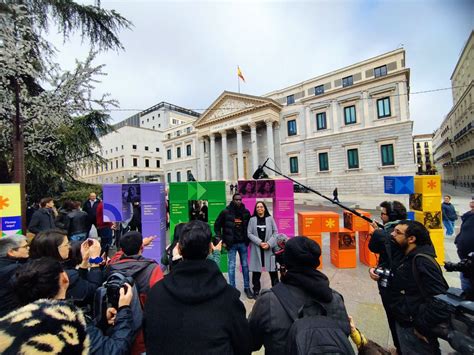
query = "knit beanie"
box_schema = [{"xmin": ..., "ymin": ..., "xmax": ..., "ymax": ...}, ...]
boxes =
[
  {"xmin": 0, "ymin": 299, "xmax": 89, "ymax": 354},
  {"xmin": 284, "ymin": 236, "xmax": 321, "ymax": 269}
]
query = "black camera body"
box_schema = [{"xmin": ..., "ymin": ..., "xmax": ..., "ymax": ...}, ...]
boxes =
[
  {"xmin": 433, "ymin": 288, "xmax": 474, "ymax": 354},
  {"xmin": 93, "ymin": 272, "xmax": 135, "ymax": 329},
  {"xmin": 445, "ymin": 252, "xmax": 474, "ymax": 279},
  {"xmin": 212, "ymin": 236, "xmax": 221, "ymax": 246},
  {"xmin": 374, "ymin": 267, "xmax": 391, "ymax": 288}
]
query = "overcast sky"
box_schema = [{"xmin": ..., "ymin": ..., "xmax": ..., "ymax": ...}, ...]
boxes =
[{"xmin": 45, "ymin": 0, "xmax": 473, "ymax": 134}]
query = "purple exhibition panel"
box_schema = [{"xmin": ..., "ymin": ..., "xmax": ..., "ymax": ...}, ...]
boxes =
[
  {"xmin": 140, "ymin": 183, "xmax": 166, "ymax": 262},
  {"xmin": 256, "ymin": 180, "xmax": 275, "ymax": 198},
  {"xmin": 103, "ymin": 184, "xmax": 123, "ymax": 222}
]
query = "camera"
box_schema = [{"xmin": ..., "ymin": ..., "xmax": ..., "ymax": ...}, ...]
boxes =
[
  {"xmin": 445, "ymin": 252, "xmax": 474, "ymax": 279},
  {"xmin": 433, "ymin": 288, "xmax": 474, "ymax": 354},
  {"xmin": 374, "ymin": 267, "xmax": 392, "ymax": 288},
  {"xmin": 104, "ymin": 273, "xmax": 135, "ymax": 309}
]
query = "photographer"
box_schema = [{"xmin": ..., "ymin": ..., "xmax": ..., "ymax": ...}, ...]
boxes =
[
  {"xmin": 12, "ymin": 257, "xmax": 135, "ymax": 355},
  {"xmin": 390, "ymin": 221, "xmax": 449, "ymax": 355},
  {"xmin": 368, "ymin": 200, "xmax": 407, "ymax": 354},
  {"xmin": 454, "ymin": 200, "xmax": 474, "ymax": 295}
]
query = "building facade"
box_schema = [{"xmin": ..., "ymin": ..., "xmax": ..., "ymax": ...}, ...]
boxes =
[
  {"xmin": 413, "ymin": 134, "xmax": 435, "ymax": 174},
  {"xmin": 433, "ymin": 31, "xmax": 473, "ymax": 188},
  {"xmin": 77, "ymin": 102, "xmax": 199, "ymax": 184},
  {"xmin": 193, "ymin": 48, "xmax": 415, "ymax": 195}
]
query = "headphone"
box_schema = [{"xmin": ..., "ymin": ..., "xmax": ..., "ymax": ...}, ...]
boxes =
[{"xmin": 387, "ymin": 201, "xmax": 398, "ymax": 221}]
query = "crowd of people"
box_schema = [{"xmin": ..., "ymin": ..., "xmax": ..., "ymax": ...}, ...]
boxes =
[{"xmin": 0, "ymin": 190, "xmax": 472, "ymax": 354}]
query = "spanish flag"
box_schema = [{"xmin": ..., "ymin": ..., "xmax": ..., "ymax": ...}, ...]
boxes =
[{"xmin": 237, "ymin": 66, "xmax": 245, "ymax": 82}]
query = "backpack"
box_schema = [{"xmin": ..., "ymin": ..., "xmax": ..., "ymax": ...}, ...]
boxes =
[{"xmin": 272, "ymin": 283, "xmax": 355, "ymax": 355}]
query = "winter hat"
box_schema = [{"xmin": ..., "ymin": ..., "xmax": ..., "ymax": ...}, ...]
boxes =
[
  {"xmin": 0, "ymin": 299, "xmax": 89, "ymax": 354},
  {"xmin": 284, "ymin": 236, "xmax": 321, "ymax": 269}
]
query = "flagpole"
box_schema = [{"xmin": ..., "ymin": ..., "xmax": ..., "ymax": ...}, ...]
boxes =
[{"xmin": 237, "ymin": 65, "xmax": 240, "ymax": 93}]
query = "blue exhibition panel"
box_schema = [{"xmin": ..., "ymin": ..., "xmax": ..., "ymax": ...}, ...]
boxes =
[{"xmin": 384, "ymin": 176, "xmax": 414, "ymax": 195}]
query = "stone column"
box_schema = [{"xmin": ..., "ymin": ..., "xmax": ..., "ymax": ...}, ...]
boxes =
[
  {"xmin": 331, "ymin": 101, "xmax": 339, "ymax": 133},
  {"xmin": 198, "ymin": 138, "xmax": 205, "ymax": 180},
  {"xmin": 362, "ymin": 91, "xmax": 369, "ymax": 128},
  {"xmin": 221, "ymin": 131, "xmax": 228, "ymax": 181},
  {"xmin": 249, "ymin": 122, "xmax": 258, "ymax": 173},
  {"xmin": 210, "ymin": 134, "xmax": 216, "ymax": 180},
  {"xmin": 235, "ymin": 127, "xmax": 244, "ymax": 180},
  {"xmin": 266, "ymin": 120, "xmax": 275, "ymax": 176}
]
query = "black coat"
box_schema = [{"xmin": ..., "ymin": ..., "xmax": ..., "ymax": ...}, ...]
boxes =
[
  {"xmin": 0, "ymin": 257, "xmax": 27, "ymax": 318},
  {"xmin": 28, "ymin": 208, "xmax": 55, "ymax": 234},
  {"xmin": 144, "ymin": 259, "xmax": 251, "ymax": 355},
  {"xmin": 67, "ymin": 209, "xmax": 91, "ymax": 235},
  {"xmin": 83, "ymin": 199, "xmax": 100, "ymax": 226},
  {"xmin": 368, "ymin": 226, "xmax": 404, "ymax": 270},
  {"xmin": 86, "ymin": 306, "xmax": 134, "ymax": 355},
  {"xmin": 248, "ymin": 269, "xmax": 351, "ymax": 355},
  {"xmin": 214, "ymin": 202, "xmax": 251, "ymax": 247},
  {"xmin": 389, "ymin": 244, "xmax": 449, "ymax": 336},
  {"xmin": 455, "ymin": 211, "xmax": 474, "ymax": 259},
  {"xmin": 65, "ymin": 266, "xmax": 103, "ymax": 307}
]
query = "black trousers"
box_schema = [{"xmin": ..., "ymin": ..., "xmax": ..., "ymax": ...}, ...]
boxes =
[
  {"xmin": 252, "ymin": 271, "xmax": 279, "ymax": 293},
  {"xmin": 379, "ymin": 286, "xmax": 402, "ymax": 354}
]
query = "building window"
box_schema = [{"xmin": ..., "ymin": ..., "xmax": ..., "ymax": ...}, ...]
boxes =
[
  {"xmin": 156, "ymin": 147, "xmax": 159, "ymax": 152},
  {"xmin": 110, "ymin": 162, "xmax": 113, "ymax": 170},
  {"xmin": 347, "ymin": 149, "xmax": 359, "ymax": 169},
  {"xmin": 187, "ymin": 170, "xmax": 192, "ymax": 180},
  {"xmin": 289, "ymin": 156, "xmax": 299, "ymax": 174},
  {"xmin": 121, "ymin": 145, "xmax": 124, "ymax": 150},
  {"xmin": 167, "ymin": 172, "xmax": 171, "ymax": 182},
  {"xmin": 121, "ymin": 158, "xmax": 124, "ymax": 167},
  {"xmin": 176, "ymin": 171, "xmax": 181, "ymax": 182},
  {"xmin": 319, "ymin": 152, "xmax": 329, "ymax": 171},
  {"xmin": 287, "ymin": 119, "xmax": 297, "ymax": 136},
  {"xmin": 424, "ymin": 142, "xmax": 429, "ymax": 148},
  {"xmin": 287, "ymin": 94, "xmax": 295, "ymax": 105},
  {"xmin": 316, "ymin": 112, "xmax": 327, "ymax": 130},
  {"xmin": 204, "ymin": 141, "xmax": 206, "ymax": 153},
  {"xmin": 115, "ymin": 160, "xmax": 118, "ymax": 169},
  {"xmin": 156, "ymin": 160, "xmax": 160, "ymax": 168},
  {"xmin": 344, "ymin": 106, "xmax": 356, "ymax": 125},
  {"xmin": 132, "ymin": 144, "xmax": 137, "ymax": 150},
  {"xmin": 186, "ymin": 127, "xmax": 192, "ymax": 134},
  {"xmin": 145, "ymin": 159, "xmax": 149, "ymax": 168},
  {"xmin": 177, "ymin": 147, "xmax": 181, "ymax": 158},
  {"xmin": 342, "ymin": 75, "xmax": 353, "ymax": 87},
  {"xmin": 377, "ymin": 97, "xmax": 391, "ymax": 118},
  {"xmin": 133, "ymin": 158, "xmax": 138, "ymax": 167},
  {"xmin": 145, "ymin": 146, "xmax": 149, "ymax": 151},
  {"xmin": 381, "ymin": 144, "xmax": 394, "ymax": 166},
  {"xmin": 186, "ymin": 144, "xmax": 192, "ymax": 156},
  {"xmin": 374, "ymin": 65, "xmax": 387, "ymax": 78},
  {"xmin": 315, "ymin": 85, "xmax": 324, "ymax": 95},
  {"xmin": 167, "ymin": 149, "xmax": 171, "ymax": 160}
]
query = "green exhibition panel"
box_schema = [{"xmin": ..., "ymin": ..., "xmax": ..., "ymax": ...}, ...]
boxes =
[{"xmin": 169, "ymin": 181, "xmax": 228, "ymax": 272}]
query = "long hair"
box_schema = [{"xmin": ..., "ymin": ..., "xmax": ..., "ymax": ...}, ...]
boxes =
[{"xmin": 252, "ymin": 201, "xmax": 271, "ymax": 218}]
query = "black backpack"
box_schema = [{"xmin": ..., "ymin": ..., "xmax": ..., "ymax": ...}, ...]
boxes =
[{"xmin": 272, "ymin": 283, "xmax": 355, "ymax": 355}]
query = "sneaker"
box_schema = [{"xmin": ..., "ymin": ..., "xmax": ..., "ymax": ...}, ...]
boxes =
[{"xmin": 244, "ymin": 288, "xmax": 254, "ymax": 299}]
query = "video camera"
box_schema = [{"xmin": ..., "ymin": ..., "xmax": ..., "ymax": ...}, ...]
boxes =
[
  {"xmin": 444, "ymin": 252, "xmax": 474, "ymax": 279},
  {"xmin": 433, "ymin": 288, "xmax": 474, "ymax": 354},
  {"xmin": 93, "ymin": 272, "xmax": 135, "ymax": 329}
]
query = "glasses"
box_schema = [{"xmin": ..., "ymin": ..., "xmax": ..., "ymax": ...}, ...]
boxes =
[{"xmin": 392, "ymin": 229, "xmax": 406, "ymax": 237}]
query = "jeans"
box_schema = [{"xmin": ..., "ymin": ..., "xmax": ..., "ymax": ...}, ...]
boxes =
[
  {"xmin": 395, "ymin": 322, "xmax": 440, "ymax": 355},
  {"xmin": 442, "ymin": 219, "xmax": 455, "ymax": 236},
  {"xmin": 228, "ymin": 242, "xmax": 250, "ymax": 289},
  {"xmin": 70, "ymin": 233, "xmax": 87, "ymax": 242}
]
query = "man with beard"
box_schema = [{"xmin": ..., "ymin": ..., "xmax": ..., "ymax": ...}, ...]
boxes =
[
  {"xmin": 214, "ymin": 193, "xmax": 253, "ymax": 299},
  {"xmin": 390, "ymin": 220, "xmax": 449, "ymax": 355},
  {"xmin": 248, "ymin": 237, "xmax": 352, "ymax": 354}
]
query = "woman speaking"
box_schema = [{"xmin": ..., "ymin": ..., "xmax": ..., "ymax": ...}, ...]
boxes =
[{"xmin": 247, "ymin": 201, "xmax": 279, "ymax": 297}]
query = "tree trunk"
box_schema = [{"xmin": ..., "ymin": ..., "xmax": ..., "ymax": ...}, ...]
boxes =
[{"xmin": 12, "ymin": 77, "xmax": 27, "ymax": 234}]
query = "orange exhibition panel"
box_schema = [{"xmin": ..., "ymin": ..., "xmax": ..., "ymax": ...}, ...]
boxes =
[
  {"xmin": 343, "ymin": 210, "xmax": 372, "ymax": 232},
  {"xmin": 297, "ymin": 212, "xmax": 322, "ymax": 235},
  {"xmin": 320, "ymin": 212, "xmax": 340, "ymax": 232},
  {"xmin": 358, "ymin": 231, "xmax": 378, "ymax": 267},
  {"xmin": 330, "ymin": 229, "xmax": 357, "ymax": 268}
]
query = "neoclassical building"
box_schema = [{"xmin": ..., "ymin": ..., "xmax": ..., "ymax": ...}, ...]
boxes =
[
  {"xmin": 80, "ymin": 49, "xmax": 417, "ymax": 195},
  {"xmin": 173, "ymin": 48, "xmax": 416, "ymax": 195}
]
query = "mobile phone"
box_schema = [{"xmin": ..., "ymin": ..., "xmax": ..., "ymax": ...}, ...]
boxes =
[{"xmin": 87, "ymin": 239, "xmax": 94, "ymax": 246}]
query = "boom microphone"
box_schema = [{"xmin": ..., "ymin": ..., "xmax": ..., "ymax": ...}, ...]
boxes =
[{"xmin": 252, "ymin": 158, "xmax": 270, "ymax": 179}]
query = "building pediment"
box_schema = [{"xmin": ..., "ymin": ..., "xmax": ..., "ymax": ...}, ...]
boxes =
[{"xmin": 194, "ymin": 91, "xmax": 282, "ymax": 128}]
